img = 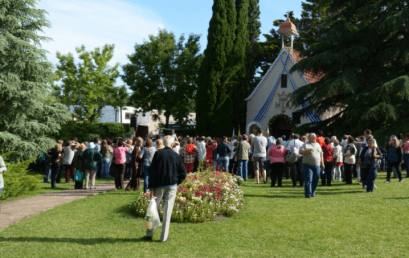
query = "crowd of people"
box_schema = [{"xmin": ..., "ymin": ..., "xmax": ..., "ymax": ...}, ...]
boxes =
[
  {"xmin": 35, "ymin": 128, "xmax": 409, "ymax": 199},
  {"xmin": 1, "ymin": 128, "xmax": 409, "ymax": 240}
]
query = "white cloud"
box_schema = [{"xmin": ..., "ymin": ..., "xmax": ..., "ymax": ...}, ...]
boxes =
[{"xmin": 38, "ymin": 0, "xmax": 165, "ymax": 70}]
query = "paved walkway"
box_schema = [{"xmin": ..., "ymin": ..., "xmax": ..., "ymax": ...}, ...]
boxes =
[{"xmin": 0, "ymin": 182, "xmax": 116, "ymax": 231}]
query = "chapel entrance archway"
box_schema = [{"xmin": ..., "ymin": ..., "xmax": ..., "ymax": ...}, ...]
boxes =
[
  {"xmin": 245, "ymin": 122, "xmax": 263, "ymax": 136},
  {"xmin": 268, "ymin": 114, "xmax": 294, "ymax": 139}
]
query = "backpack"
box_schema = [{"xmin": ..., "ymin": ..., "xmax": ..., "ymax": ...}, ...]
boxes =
[{"xmin": 285, "ymin": 140, "xmax": 300, "ymax": 163}]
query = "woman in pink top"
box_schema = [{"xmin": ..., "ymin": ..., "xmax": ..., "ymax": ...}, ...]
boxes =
[
  {"xmin": 268, "ymin": 138, "xmax": 287, "ymax": 187},
  {"xmin": 113, "ymin": 139, "xmax": 132, "ymax": 189}
]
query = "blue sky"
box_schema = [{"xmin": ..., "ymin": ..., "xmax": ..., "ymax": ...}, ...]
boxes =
[{"xmin": 38, "ymin": 0, "xmax": 303, "ymax": 82}]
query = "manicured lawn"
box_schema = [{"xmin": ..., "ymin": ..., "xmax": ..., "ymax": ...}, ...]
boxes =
[
  {"xmin": 2, "ymin": 172, "xmax": 114, "ymax": 204},
  {"xmin": 0, "ymin": 172, "xmax": 408, "ymax": 257}
]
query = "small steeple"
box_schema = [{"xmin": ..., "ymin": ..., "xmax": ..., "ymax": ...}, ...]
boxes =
[{"xmin": 277, "ymin": 11, "xmax": 299, "ymax": 52}]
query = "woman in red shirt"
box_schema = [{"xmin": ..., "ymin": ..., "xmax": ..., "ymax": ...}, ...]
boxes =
[
  {"xmin": 205, "ymin": 139, "xmax": 217, "ymax": 170},
  {"xmin": 321, "ymin": 137, "xmax": 334, "ymax": 186}
]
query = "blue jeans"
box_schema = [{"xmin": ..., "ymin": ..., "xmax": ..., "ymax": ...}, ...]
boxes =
[
  {"xmin": 237, "ymin": 160, "xmax": 249, "ymax": 180},
  {"xmin": 303, "ymin": 164, "xmax": 320, "ymax": 198},
  {"xmin": 264, "ymin": 160, "xmax": 271, "ymax": 177},
  {"xmin": 361, "ymin": 166, "xmax": 377, "ymax": 192},
  {"xmin": 101, "ymin": 158, "xmax": 111, "ymax": 179},
  {"xmin": 218, "ymin": 156, "xmax": 230, "ymax": 172},
  {"xmin": 404, "ymin": 154, "xmax": 409, "ymax": 177},
  {"xmin": 380, "ymin": 157, "xmax": 386, "ymax": 170},
  {"xmin": 42, "ymin": 163, "xmax": 50, "ymax": 183},
  {"xmin": 51, "ymin": 163, "xmax": 59, "ymax": 188},
  {"xmin": 143, "ymin": 166, "xmax": 150, "ymax": 193},
  {"xmin": 109, "ymin": 162, "xmax": 116, "ymax": 177}
]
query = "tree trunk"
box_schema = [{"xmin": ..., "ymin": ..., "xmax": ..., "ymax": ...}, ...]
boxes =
[{"xmin": 165, "ymin": 114, "xmax": 170, "ymax": 128}]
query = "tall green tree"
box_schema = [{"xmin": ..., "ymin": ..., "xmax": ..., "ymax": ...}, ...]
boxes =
[
  {"xmin": 55, "ymin": 44, "xmax": 127, "ymax": 122},
  {"xmin": 0, "ymin": 0, "xmax": 71, "ymax": 162},
  {"xmin": 246, "ymin": 0, "xmax": 262, "ymax": 90},
  {"xmin": 122, "ymin": 29, "xmax": 202, "ymax": 128},
  {"xmin": 231, "ymin": 0, "xmax": 250, "ymax": 134},
  {"xmin": 196, "ymin": 0, "xmax": 237, "ymax": 136},
  {"xmin": 291, "ymin": 0, "xmax": 409, "ymax": 137},
  {"xmin": 298, "ymin": 0, "xmax": 331, "ymax": 48}
]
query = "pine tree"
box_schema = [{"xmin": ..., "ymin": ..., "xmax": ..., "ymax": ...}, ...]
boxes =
[
  {"xmin": 239, "ymin": 0, "xmax": 262, "ymax": 133},
  {"xmin": 196, "ymin": 0, "xmax": 237, "ymax": 136},
  {"xmin": 248, "ymin": 0, "xmax": 261, "ymax": 43},
  {"xmin": 246, "ymin": 0, "xmax": 262, "ymax": 89},
  {"xmin": 298, "ymin": 0, "xmax": 331, "ymax": 48},
  {"xmin": 291, "ymin": 0, "xmax": 409, "ymax": 137},
  {"xmin": 231, "ymin": 0, "xmax": 250, "ymax": 135},
  {"xmin": 0, "ymin": 0, "xmax": 71, "ymax": 162}
]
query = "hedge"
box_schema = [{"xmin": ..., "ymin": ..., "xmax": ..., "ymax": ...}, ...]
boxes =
[
  {"xmin": 161, "ymin": 128, "xmax": 197, "ymax": 137},
  {"xmin": 1, "ymin": 152, "xmax": 42, "ymax": 200},
  {"xmin": 54, "ymin": 121, "xmax": 134, "ymax": 142}
]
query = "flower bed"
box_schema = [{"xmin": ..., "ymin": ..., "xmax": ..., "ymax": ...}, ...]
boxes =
[{"xmin": 130, "ymin": 171, "xmax": 245, "ymax": 223}]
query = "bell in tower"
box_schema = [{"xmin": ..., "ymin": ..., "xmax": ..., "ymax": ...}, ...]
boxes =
[{"xmin": 277, "ymin": 12, "xmax": 299, "ymax": 52}]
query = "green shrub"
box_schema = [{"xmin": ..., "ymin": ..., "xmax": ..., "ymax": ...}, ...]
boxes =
[
  {"xmin": 1, "ymin": 152, "xmax": 42, "ymax": 200},
  {"xmin": 54, "ymin": 121, "xmax": 134, "ymax": 142},
  {"xmin": 99, "ymin": 123, "xmax": 133, "ymax": 139}
]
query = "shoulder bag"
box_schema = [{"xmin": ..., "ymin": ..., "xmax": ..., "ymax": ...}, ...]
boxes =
[{"xmin": 75, "ymin": 169, "xmax": 84, "ymax": 182}]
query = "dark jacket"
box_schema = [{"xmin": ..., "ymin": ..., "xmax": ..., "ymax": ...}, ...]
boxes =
[
  {"xmin": 216, "ymin": 142, "xmax": 231, "ymax": 157},
  {"xmin": 72, "ymin": 151, "xmax": 84, "ymax": 171},
  {"xmin": 130, "ymin": 146, "xmax": 143, "ymax": 177},
  {"xmin": 80, "ymin": 149, "xmax": 102, "ymax": 170},
  {"xmin": 359, "ymin": 147, "xmax": 382, "ymax": 168},
  {"xmin": 148, "ymin": 147, "xmax": 187, "ymax": 189},
  {"xmin": 385, "ymin": 145, "xmax": 404, "ymax": 163}
]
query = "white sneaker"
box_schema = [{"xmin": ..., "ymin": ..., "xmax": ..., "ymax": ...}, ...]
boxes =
[
  {"xmin": 399, "ymin": 180, "xmax": 403, "ymax": 183},
  {"xmin": 385, "ymin": 181, "xmax": 390, "ymax": 183}
]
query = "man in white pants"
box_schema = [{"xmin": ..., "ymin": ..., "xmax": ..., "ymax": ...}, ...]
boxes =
[{"xmin": 144, "ymin": 136, "xmax": 187, "ymax": 242}]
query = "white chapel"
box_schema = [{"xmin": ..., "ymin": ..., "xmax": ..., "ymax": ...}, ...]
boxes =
[{"xmin": 245, "ymin": 15, "xmax": 325, "ymax": 138}]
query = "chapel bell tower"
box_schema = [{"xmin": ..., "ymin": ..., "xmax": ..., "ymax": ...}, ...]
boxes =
[{"xmin": 277, "ymin": 12, "xmax": 299, "ymax": 52}]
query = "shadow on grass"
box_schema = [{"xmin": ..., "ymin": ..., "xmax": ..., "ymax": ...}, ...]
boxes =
[
  {"xmin": 245, "ymin": 189, "xmax": 364, "ymax": 199},
  {"xmin": 0, "ymin": 236, "xmax": 164, "ymax": 244},
  {"xmin": 245, "ymin": 194, "xmax": 302, "ymax": 199},
  {"xmin": 384, "ymin": 197, "xmax": 409, "ymax": 200}
]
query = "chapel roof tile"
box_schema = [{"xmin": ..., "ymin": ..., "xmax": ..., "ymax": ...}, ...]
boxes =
[{"xmin": 285, "ymin": 47, "xmax": 325, "ymax": 84}]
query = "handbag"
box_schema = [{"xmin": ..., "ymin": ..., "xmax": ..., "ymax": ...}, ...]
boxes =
[
  {"xmin": 286, "ymin": 140, "xmax": 299, "ymax": 163},
  {"xmin": 74, "ymin": 170, "xmax": 84, "ymax": 182}
]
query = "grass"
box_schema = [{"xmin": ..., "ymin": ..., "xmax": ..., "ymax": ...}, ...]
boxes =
[
  {"xmin": 1, "ymin": 171, "xmax": 114, "ymax": 203},
  {"xmin": 0, "ymin": 172, "xmax": 408, "ymax": 257}
]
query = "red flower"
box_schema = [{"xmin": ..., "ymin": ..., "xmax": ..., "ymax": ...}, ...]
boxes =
[
  {"xmin": 217, "ymin": 195, "xmax": 222, "ymax": 200},
  {"xmin": 196, "ymin": 191, "xmax": 203, "ymax": 197}
]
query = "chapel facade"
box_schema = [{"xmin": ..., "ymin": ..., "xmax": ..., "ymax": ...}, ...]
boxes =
[{"xmin": 245, "ymin": 15, "xmax": 329, "ymax": 138}]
